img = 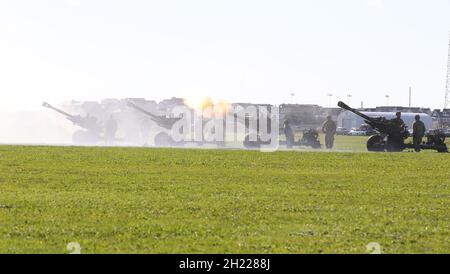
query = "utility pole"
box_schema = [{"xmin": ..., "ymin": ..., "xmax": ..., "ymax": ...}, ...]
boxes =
[
  {"xmin": 409, "ymin": 87, "xmax": 412, "ymax": 108},
  {"xmin": 445, "ymin": 33, "xmax": 450, "ymax": 109},
  {"xmin": 327, "ymin": 93, "xmax": 333, "ymax": 107}
]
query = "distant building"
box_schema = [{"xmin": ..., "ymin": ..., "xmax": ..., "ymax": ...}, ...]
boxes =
[
  {"xmin": 337, "ymin": 111, "xmax": 433, "ymax": 131},
  {"xmin": 321, "ymin": 107, "xmax": 342, "ymax": 119},
  {"xmin": 431, "ymin": 109, "xmax": 450, "ymax": 128},
  {"xmin": 279, "ymin": 104, "xmax": 322, "ymax": 129},
  {"xmin": 279, "ymin": 104, "xmax": 342, "ymax": 130},
  {"xmin": 360, "ymin": 106, "xmax": 432, "ymax": 115},
  {"xmin": 231, "ymin": 103, "xmax": 272, "ymax": 109},
  {"xmin": 230, "ymin": 103, "xmax": 273, "ymax": 118},
  {"xmin": 231, "ymin": 102, "xmax": 273, "ymax": 117}
]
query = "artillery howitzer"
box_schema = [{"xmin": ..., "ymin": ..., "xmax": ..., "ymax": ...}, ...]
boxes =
[
  {"xmin": 235, "ymin": 109, "xmax": 321, "ymax": 149},
  {"xmin": 242, "ymin": 126, "xmax": 322, "ymax": 149},
  {"xmin": 127, "ymin": 101, "xmax": 185, "ymax": 146},
  {"xmin": 127, "ymin": 101, "xmax": 182, "ymax": 130},
  {"xmin": 230, "ymin": 105, "xmax": 321, "ymax": 149},
  {"xmin": 297, "ymin": 128, "xmax": 321, "ymax": 149},
  {"xmin": 127, "ymin": 101, "xmax": 227, "ymax": 147},
  {"xmin": 42, "ymin": 102, "xmax": 103, "ymax": 145},
  {"xmin": 337, "ymin": 101, "xmax": 448, "ymax": 153}
]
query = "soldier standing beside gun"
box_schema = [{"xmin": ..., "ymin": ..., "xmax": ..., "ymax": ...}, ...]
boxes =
[
  {"xmin": 412, "ymin": 115, "xmax": 426, "ymax": 152},
  {"xmin": 283, "ymin": 120, "xmax": 294, "ymax": 148},
  {"xmin": 392, "ymin": 112, "xmax": 406, "ymax": 132},
  {"xmin": 322, "ymin": 115, "xmax": 337, "ymax": 149}
]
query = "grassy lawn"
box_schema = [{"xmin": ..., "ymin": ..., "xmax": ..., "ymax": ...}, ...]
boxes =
[{"xmin": 0, "ymin": 142, "xmax": 449, "ymax": 254}]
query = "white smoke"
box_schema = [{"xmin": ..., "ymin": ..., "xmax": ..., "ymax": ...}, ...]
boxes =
[
  {"xmin": 0, "ymin": 110, "xmax": 75, "ymax": 145},
  {"xmin": 0, "ymin": 100, "xmax": 281, "ymax": 151}
]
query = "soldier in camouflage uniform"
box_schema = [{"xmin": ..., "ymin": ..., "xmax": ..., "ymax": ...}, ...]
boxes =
[
  {"xmin": 392, "ymin": 112, "xmax": 406, "ymax": 133},
  {"xmin": 283, "ymin": 120, "xmax": 295, "ymax": 149},
  {"xmin": 322, "ymin": 115, "xmax": 337, "ymax": 149},
  {"xmin": 412, "ymin": 114, "xmax": 426, "ymax": 152}
]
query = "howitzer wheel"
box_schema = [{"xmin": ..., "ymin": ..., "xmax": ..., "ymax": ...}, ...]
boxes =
[
  {"xmin": 299, "ymin": 129, "xmax": 321, "ymax": 149},
  {"xmin": 424, "ymin": 133, "xmax": 448, "ymax": 152},
  {"xmin": 433, "ymin": 135, "xmax": 447, "ymax": 152},
  {"xmin": 436, "ymin": 145, "xmax": 448, "ymax": 153},
  {"xmin": 299, "ymin": 138, "xmax": 322, "ymax": 149},
  {"xmin": 386, "ymin": 136, "xmax": 404, "ymax": 152},
  {"xmin": 310, "ymin": 140, "xmax": 321, "ymax": 149},
  {"xmin": 366, "ymin": 135, "xmax": 385, "ymax": 152},
  {"xmin": 154, "ymin": 132, "xmax": 175, "ymax": 147}
]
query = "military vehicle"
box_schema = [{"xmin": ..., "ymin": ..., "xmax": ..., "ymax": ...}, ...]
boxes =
[
  {"xmin": 42, "ymin": 102, "xmax": 103, "ymax": 145},
  {"xmin": 337, "ymin": 101, "xmax": 448, "ymax": 153}
]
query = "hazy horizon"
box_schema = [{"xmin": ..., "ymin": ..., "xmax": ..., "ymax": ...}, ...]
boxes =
[{"xmin": 1, "ymin": 0, "xmax": 450, "ymax": 112}]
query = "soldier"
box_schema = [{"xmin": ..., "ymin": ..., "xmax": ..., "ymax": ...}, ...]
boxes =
[
  {"xmin": 105, "ymin": 115, "xmax": 118, "ymax": 143},
  {"xmin": 392, "ymin": 112, "xmax": 406, "ymax": 132},
  {"xmin": 322, "ymin": 115, "xmax": 337, "ymax": 149},
  {"xmin": 283, "ymin": 120, "xmax": 294, "ymax": 148},
  {"xmin": 412, "ymin": 114, "xmax": 426, "ymax": 152}
]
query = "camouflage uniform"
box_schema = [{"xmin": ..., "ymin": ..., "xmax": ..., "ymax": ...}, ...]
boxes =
[
  {"xmin": 391, "ymin": 112, "xmax": 406, "ymax": 134},
  {"xmin": 412, "ymin": 118, "xmax": 426, "ymax": 152},
  {"xmin": 392, "ymin": 118, "xmax": 406, "ymax": 132},
  {"xmin": 322, "ymin": 117, "xmax": 337, "ymax": 149},
  {"xmin": 283, "ymin": 120, "xmax": 295, "ymax": 148}
]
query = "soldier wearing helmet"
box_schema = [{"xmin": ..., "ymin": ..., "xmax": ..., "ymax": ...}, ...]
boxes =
[
  {"xmin": 412, "ymin": 114, "xmax": 426, "ymax": 152},
  {"xmin": 322, "ymin": 115, "xmax": 337, "ymax": 149},
  {"xmin": 283, "ymin": 119, "xmax": 295, "ymax": 149},
  {"xmin": 392, "ymin": 112, "xmax": 406, "ymax": 133}
]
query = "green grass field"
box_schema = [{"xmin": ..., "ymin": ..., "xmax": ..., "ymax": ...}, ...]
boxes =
[{"xmin": 0, "ymin": 137, "xmax": 449, "ymax": 254}]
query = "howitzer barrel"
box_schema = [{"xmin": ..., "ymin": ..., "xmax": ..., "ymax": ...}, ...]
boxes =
[
  {"xmin": 127, "ymin": 101, "xmax": 182, "ymax": 130},
  {"xmin": 42, "ymin": 102, "xmax": 74, "ymax": 118},
  {"xmin": 127, "ymin": 101, "xmax": 159, "ymax": 119},
  {"xmin": 337, "ymin": 101, "xmax": 374, "ymax": 123},
  {"xmin": 43, "ymin": 101, "xmax": 101, "ymax": 132}
]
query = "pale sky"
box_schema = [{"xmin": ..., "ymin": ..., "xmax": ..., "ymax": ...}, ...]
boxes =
[{"xmin": 1, "ymin": 0, "xmax": 449, "ymax": 111}]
